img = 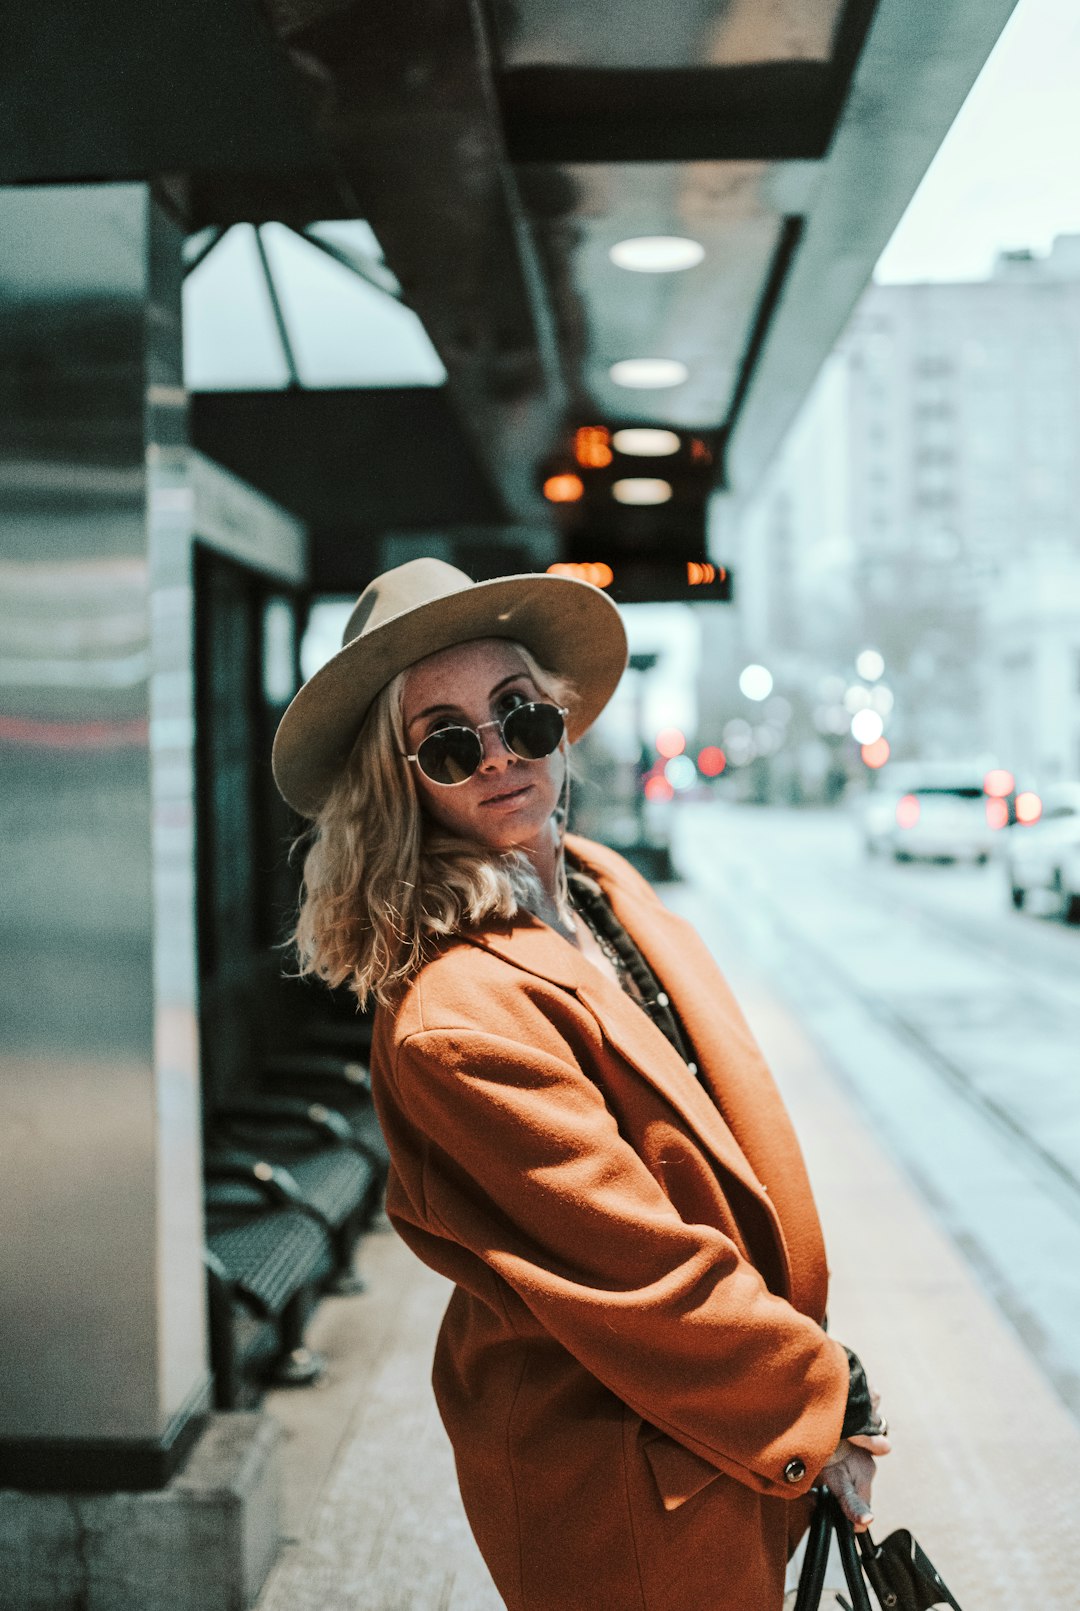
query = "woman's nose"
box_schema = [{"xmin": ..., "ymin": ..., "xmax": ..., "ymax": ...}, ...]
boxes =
[{"xmin": 477, "ymin": 718, "xmax": 513, "ymax": 768}]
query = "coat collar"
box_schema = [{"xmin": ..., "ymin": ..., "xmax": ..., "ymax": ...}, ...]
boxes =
[{"xmin": 457, "ymin": 840, "xmax": 794, "ymax": 1291}]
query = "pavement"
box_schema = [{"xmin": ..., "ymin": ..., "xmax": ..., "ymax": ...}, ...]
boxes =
[{"xmin": 254, "ymin": 806, "xmax": 1080, "ymax": 1609}]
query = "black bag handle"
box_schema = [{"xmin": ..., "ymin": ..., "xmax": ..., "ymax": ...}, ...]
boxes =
[
  {"xmin": 794, "ymin": 1490, "xmax": 965, "ymax": 1611},
  {"xmin": 793, "ymin": 1491, "xmax": 874, "ymax": 1611}
]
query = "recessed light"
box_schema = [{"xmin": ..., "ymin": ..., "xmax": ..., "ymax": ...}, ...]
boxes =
[
  {"xmin": 542, "ymin": 473, "xmax": 584, "ymax": 504},
  {"xmin": 612, "ymin": 428, "xmax": 681, "ymax": 457},
  {"xmin": 610, "ymin": 236, "xmax": 706, "ymax": 273},
  {"xmin": 609, "ymin": 358, "xmax": 688, "ymax": 390},
  {"xmin": 612, "ymin": 478, "xmax": 673, "ymax": 506}
]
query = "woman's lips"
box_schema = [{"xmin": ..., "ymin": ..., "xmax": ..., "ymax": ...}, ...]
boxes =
[{"xmin": 479, "ymin": 782, "xmax": 535, "ymax": 808}]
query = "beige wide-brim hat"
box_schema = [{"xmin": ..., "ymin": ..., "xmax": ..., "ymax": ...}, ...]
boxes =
[{"xmin": 272, "ymin": 557, "xmax": 629, "ymax": 816}]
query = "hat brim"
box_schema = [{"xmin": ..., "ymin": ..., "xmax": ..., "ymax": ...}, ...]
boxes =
[{"xmin": 272, "ymin": 573, "xmax": 628, "ymax": 816}]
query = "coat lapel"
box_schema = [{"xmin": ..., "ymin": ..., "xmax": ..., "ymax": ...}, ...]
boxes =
[
  {"xmin": 461, "ymin": 896, "xmax": 794, "ymax": 1294},
  {"xmin": 569, "ymin": 839, "xmax": 801, "ymax": 1294}
]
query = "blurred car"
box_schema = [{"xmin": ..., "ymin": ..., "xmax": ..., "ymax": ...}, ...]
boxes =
[
  {"xmin": 861, "ymin": 764, "xmax": 997, "ymax": 864},
  {"xmin": 1002, "ymin": 781, "xmax": 1080, "ymax": 921}
]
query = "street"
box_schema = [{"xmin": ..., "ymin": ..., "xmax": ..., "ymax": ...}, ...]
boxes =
[{"xmin": 664, "ymin": 802, "xmax": 1080, "ymax": 1420}]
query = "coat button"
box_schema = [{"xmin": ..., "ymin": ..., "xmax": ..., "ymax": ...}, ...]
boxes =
[{"xmin": 784, "ymin": 1458, "xmax": 806, "ymax": 1484}]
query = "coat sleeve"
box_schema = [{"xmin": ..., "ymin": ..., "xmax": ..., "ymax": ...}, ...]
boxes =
[{"xmin": 384, "ymin": 1023, "xmax": 849, "ymax": 1501}]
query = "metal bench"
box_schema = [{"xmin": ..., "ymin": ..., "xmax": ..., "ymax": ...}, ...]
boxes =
[
  {"xmin": 207, "ymin": 1091, "xmax": 379, "ymax": 1285},
  {"xmin": 204, "ymin": 1183, "xmax": 335, "ymax": 1408},
  {"xmin": 259, "ymin": 1056, "xmax": 390, "ymax": 1189}
]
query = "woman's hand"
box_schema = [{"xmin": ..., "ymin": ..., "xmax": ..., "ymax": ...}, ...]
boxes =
[{"xmin": 820, "ymin": 1425, "xmax": 891, "ymax": 1532}]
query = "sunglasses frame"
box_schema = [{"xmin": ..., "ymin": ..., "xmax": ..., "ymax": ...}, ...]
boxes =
[{"xmin": 403, "ymin": 702, "xmax": 569, "ymax": 787}]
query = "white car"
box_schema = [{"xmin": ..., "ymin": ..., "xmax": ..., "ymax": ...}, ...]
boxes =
[
  {"xmin": 1003, "ymin": 782, "xmax": 1080, "ymax": 922},
  {"xmin": 862, "ymin": 764, "xmax": 997, "ymax": 864}
]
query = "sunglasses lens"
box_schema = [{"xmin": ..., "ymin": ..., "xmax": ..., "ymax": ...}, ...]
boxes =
[
  {"xmin": 503, "ymin": 702, "xmax": 565, "ymax": 760},
  {"xmin": 415, "ymin": 727, "xmax": 483, "ymax": 785}
]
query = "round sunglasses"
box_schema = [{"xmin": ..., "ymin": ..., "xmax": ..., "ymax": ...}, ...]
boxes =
[{"xmin": 404, "ymin": 701, "xmax": 569, "ymax": 787}]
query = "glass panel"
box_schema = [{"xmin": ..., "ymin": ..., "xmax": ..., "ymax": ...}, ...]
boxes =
[
  {"xmin": 182, "ymin": 223, "xmax": 291, "ymax": 391},
  {"xmin": 300, "ymin": 598, "xmax": 355, "ymax": 681},
  {"xmin": 262, "ymin": 597, "xmax": 298, "ymax": 707},
  {"xmin": 260, "ymin": 223, "xmax": 446, "ymax": 389}
]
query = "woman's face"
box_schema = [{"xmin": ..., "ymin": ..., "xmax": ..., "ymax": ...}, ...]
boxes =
[{"xmin": 401, "ymin": 639, "xmax": 566, "ymax": 853}]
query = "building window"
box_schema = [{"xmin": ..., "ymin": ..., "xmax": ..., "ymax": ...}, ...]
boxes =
[{"xmin": 914, "ymin": 488, "xmax": 955, "ymax": 511}]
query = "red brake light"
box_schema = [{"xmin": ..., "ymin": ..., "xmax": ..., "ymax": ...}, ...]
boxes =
[
  {"xmin": 895, "ymin": 794, "xmax": 920, "ymax": 829},
  {"xmin": 1015, "ymin": 791, "xmax": 1042, "ymax": 825}
]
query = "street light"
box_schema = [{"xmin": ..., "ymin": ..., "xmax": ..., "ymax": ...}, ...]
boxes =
[
  {"xmin": 739, "ymin": 664, "xmax": 773, "ymax": 701},
  {"xmin": 851, "ymin": 709, "xmax": 885, "ymax": 745}
]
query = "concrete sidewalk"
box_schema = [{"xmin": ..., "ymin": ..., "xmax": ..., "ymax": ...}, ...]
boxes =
[{"xmin": 254, "ymin": 897, "xmax": 1080, "ymax": 1609}]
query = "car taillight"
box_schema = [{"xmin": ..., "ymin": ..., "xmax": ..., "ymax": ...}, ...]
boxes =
[
  {"xmin": 1015, "ymin": 791, "xmax": 1042, "ymax": 825},
  {"xmin": 896, "ymin": 794, "xmax": 920, "ymax": 829}
]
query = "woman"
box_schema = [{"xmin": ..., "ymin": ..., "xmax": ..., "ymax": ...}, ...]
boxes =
[{"xmin": 272, "ymin": 557, "xmax": 889, "ymax": 1611}]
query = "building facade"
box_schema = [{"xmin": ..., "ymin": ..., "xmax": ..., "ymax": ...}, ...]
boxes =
[{"xmin": 731, "ymin": 235, "xmax": 1080, "ymax": 782}]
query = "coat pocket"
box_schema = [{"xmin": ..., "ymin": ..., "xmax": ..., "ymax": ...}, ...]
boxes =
[{"xmin": 638, "ymin": 1424, "xmax": 724, "ymax": 1512}]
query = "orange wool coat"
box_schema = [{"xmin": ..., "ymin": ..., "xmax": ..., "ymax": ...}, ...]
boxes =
[{"xmin": 370, "ymin": 835, "xmax": 849, "ymax": 1611}]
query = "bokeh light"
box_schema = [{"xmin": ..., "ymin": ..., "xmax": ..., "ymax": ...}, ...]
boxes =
[
  {"xmin": 612, "ymin": 427, "xmax": 680, "ymax": 456},
  {"xmin": 896, "ymin": 794, "xmax": 921, "ymax": 829},
  {"xmin": 610, "ymin": 236, "xmax": 706, "ymax": 273},
  {"xmin": 984, "ymin": 768, "xmax": 1015, "ymax": 798},
  {"xmin": 664, "ymin": 754, "xmax": 698, "ymax": 790},
  {"xmin": 1015, "ymin": 790, "xmax": 1043, "ymax": 824},
  {"xmin": 856, "ymin": 649, "xmax": 885, "ymax": 681},
  {"xmin": 644, "ymin": 774, "xmax": 674, "ymax": 802},
  {"xmin": 739, "ymin": 664, "xmax": 773, "ymax": 701},
  {"xmin": 860, "ymin": 737, "xmax": 891, "ymax": 768},
  {"xmin": 547, "ymin": 561, "xmax": 614, "ymax": 588},
  {"xmin": 574, "ymin": 425, "xmax": 612, "ymax": 468},
  {"xmin": 698, "ymin": 745, "xmax": 726, "ymax": 777},
  {"xmin": 851, "ymin": 709, "xmax": 885, "ymax": 745},
  {"xmin": 542, "ymin": 473, "xmax": 584, "ymax": 503},
  {"xmin": 609, "ymin": 358, "xmax": 688, "ymax": 389},
  {"xmin": 655, "ymin": 727, "xmax": 686, "ymax": 758},
  {"xmin": 612, "ymin": 477, "xmax": 673, "ymax": 505}
]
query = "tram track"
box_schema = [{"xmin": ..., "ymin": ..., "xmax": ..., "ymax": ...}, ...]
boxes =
[
  {"xmin": 672, "ymin": 806, "xmax": 1080, "ymax": 1417},
  {"xmin": 744, "ymin": 872, "xmax": 1080, "ymax": 1225},
  {"xmin": 783, "ymin": 853, "xmax": 1080, "ymax": 1219},
  {"xmin": 677, "ymin": 812, "xmax": 1080, "ymax": 1214},
  {"xmin": 852, "ymin": 857, "xmax": 1080, "ymax": 1024}
]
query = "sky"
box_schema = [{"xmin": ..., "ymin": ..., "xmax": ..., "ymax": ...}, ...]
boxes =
[{"xmin": 875, "ymin": 0, "xmax": 1080, "ymax": 284}]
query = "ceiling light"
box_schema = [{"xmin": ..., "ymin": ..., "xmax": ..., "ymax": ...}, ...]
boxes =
[
  {"xmin": 574, "ymin": 425, "xmax": 613, "ymax": 468},
  {"xmin": 610, "ymin": 236, "xmax": 706, "ymax": 273},
  {"xmin": 542, "ymin": 473, "xmax": 584, "ymax": 504},
  {"xmin": 612, "ymin": 478, "xmax": 673, "ymax": 506},
  {"xmin": 612, "ymin": 428, "xmax": 680, "ymax": 457},
  {"xmin": 609, "ymin": 359, "xmax": 688, "ymax": 390}
]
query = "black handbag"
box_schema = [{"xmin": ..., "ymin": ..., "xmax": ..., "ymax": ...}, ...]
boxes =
[{"xmin": 794, "ymin": 1489, "xmax": 965, "ymax": 1611}]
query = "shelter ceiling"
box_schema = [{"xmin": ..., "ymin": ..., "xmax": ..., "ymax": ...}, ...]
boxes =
[
  {"xmin": 523, "ymin": 160, "xmax": 813, "ymax": 429},
  {"xmin": 1, "ymin": 0, "xmax": 1022, "ymax": 555},
  {"xmin": 490, "ymin": 0, "xmax": 847, "ymax": 70}
]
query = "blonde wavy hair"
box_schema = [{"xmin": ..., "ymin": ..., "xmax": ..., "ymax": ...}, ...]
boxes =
[{"xmin": 293, "ymin": 642, "xmax": 576, "ymax": 1009}]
